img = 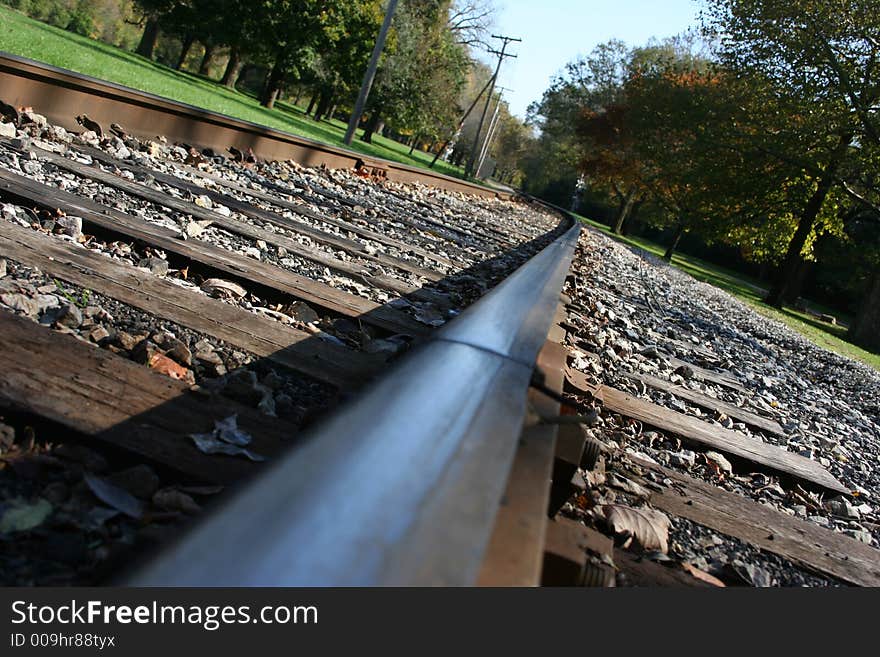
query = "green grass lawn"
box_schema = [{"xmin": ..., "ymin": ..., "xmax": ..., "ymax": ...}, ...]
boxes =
[
  {"xmin": 0, "ymin": 5, "xmax": 466, "ymax": 178},
  {"xmin": 576, "ymin": 215, "xmax": 880, "ymax": 372}
]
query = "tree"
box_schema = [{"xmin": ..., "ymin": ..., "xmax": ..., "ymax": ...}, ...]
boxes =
[
  {"xmin": 306, "ymin": 0, "xmax": 385, "ymax": 120},
  {"xmin": 132, "ymin": 0, "xmax": 180, "ymax": 59},
  {"xmin": 360, "ymin": 0, "xmax": 469, "ymax": 144},
  {"xmin": 704, "ymin": 0, "xmax": 880, "ymax": 309},
  {"xmin": 625, "ymin": 67, "xmax": 736, "ymax": 259},
  {"xmin": 248, "ymin": 0, "xmax": 354, "ymax": 108},
  {"xmin": 578, "ymin": 104, "xmax": 644, "ymax": 234},
  {"xmin": 568, "ymin": 38, "xmax": 718, "ymax": 243},
  {"xmin": 447, "ymin": 0, "xmax": 494, "ymax": 49},
  {"xmin": 490, "ymin": 112, "xmax": 532, "ymax": 185},
  {"xmin": 523, "ymin": 40, "xmax": 631, "ymax": 204}
]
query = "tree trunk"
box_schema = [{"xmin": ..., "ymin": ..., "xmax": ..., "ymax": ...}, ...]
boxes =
[
  {"xmin": 613, "ymin": 189, "xmax": 636, "ymax": 234},
  {"xmin": 305, "ymin": 94, "xmax": 317, "ymax": 116},
  {"xmin": 198, "ymin": 44, "xmax": 215, "ymax": 76},
  {"xmin": 221, "ymin": 47, "xmax": 243, "ymax": 88},
  {"xmin": 765, "ymin": 176, "xmax": 835, "ymax": 307},
  {"xmin": 663, "ymin": 222, "xmax": 686, "ymax": 261},
  {"xmin": 136, "ymin": 18, "xmax": 160, "ymax": 59},
  {"xmin": 176, "ymin": 34, "xmax": 195, "ymax": 70},
  {"xmin": 360, "ymin": 112, "xmax": 382, "ymax": 143},
  {"xmin": 235, "ymin": 63, "xmax": 255, "ymax": 89},
  {"xmin": 409, "ymin": 134, "xmax": 420, "ymax": 155},
  {"xmin": 312, "ymin": 91, "xmax": 333, "ymax": 121},
  {"xmin": 260, "ymin": 58, "xmax": 284, "ymax": 108},
  {"xmin": 624, "ymin": 200, "xmax": 644, "ymax": 236},
  {"xmin": 766, "ymin": 134, "xmax": 851, "ymax": 307},
  {"xmin": 782, "ymin": 258, "xmax": 812, "ymax": 305},
  {"xmin": 849, "ymin": 266, "xmax": 880, "ymax": 351},
  {"xmin": 430, "ymin": 140, "xmax": 449, "ymax": 167}
]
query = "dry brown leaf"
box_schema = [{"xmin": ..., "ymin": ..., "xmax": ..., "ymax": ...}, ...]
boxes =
[
  {"xmin": 606, "ymin": 472, "xmax": 650, "ymax": 498},
  {"xmin": 603, "ymin": 504, "xmax": 669, "ymax": 553},
  {"xmin": 148, "ymin": 353, "xmax": 192, "ymax": 383},
  {"xmin": 681, "ymin": 562, "xmax": 726, "ymax": 587}
]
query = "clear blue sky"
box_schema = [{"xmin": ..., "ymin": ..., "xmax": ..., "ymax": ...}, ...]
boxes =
[{"xmin": 477, "ymin": 0, "xmax": 705, "ymax": 118}]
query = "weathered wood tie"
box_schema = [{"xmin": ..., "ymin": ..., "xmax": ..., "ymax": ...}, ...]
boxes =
[
  {"xmin": 0, "ymin": 220, "xmax": 381, "ymax": 389},
  {"xmin": 599, "ymin": 385, "xmax": 847, "ymax": 494},
  {"xmin": 625, "ymin": 455, "xmax": 880, "ymax": 587},
  {"xmin": 625, "ymin": 371, "xmax": 786, "ymax": 438},
  {"xmin": 0, "ymin": 166, "xmax": 427, "ymax": 336},
  {"xmin": 0, "ymin": 310, "xmax": 290, "ymax": 484},
  {"xmin": 564, "ymin": 364, "xmax": 847, "ymax": 494},
  {"xmin": 477, "ymin": 340, "xmax": 568, "ymax": 585},
  {"xmin": 169, "ymin": 158, "xmax": 461, "ymax": 269},
  {"xmin": 28, "ymin": 146, "xmax": 445, "ymax": 304},
  {"xmin": 48, "ymin": 143, "xmax": 448, "ymax": 283}
]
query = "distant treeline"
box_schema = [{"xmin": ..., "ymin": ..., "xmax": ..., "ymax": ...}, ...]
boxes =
[{"xmin": 521, "ymin": 1, "xmax": 880, "ymax": 349}]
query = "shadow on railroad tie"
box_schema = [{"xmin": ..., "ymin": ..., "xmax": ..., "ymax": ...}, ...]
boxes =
[{"xmin": 81, "ymin": 204, "xmax": 571, "ymax": 582}]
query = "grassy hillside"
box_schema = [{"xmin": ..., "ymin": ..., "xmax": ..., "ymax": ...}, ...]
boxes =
[{"xmin": 0, "ymin": 5, "xmax": 465, "ymax": 177}]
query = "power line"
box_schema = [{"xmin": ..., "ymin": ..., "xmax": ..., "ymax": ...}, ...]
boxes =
[
  {"xmin": 465, "ymin": 34, "xmax": 520, "ymax": 178},
  {"xmin": 475, "ymin": 87, "xmax": 512, "ymax": 178},
  {"xmin": 429, "ymin": 74, "xmax": 497, "ymax": 168}
]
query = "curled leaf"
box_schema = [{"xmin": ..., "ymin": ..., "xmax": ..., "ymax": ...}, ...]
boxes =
[
  {"xmin": 214, "ymin": 415, "xmax": 252, "ymax": 446},
  {"xmin": 84, "ymin": 473, "xmax": 143, "ymax": 519},
  {"xmin": 603, "ymin": 504, "xmax": 670, "ymax": 553},
  {"xmin": 190, "ymin": 433, "xmax": 265, "ymax": 462},
  {"xmin": 681, "ymin": 562, "xmax": 726, "ymax": 587},
  {"xmin": 0, "ymin": 498, "xmax": 52, "ymax": 533}
]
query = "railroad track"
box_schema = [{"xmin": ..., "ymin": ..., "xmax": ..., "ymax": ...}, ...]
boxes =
[{"xmin": 1, "ymin": 54, "xmax": 878, "ymax": 588}]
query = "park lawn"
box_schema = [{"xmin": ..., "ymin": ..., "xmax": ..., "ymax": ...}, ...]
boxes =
[
  {"xmin": 0, "ymin": 5, "xmax": 465, "ymax": 178},
  {"xmin": 576, "ymin": 215, "xmax": 880, "ymax": 372}
]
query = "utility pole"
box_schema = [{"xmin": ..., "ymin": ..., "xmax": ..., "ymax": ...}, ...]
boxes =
[
  {"xmin": 475, "ymin": 87, "xmax": 510, "ymax": 178},
  {"xmin": 343, "ymin": 0, "xmax": 399, "ymax": 146},
  {"xmin": 429, "ymin": 74, "xmax": 497, "ymax": 168},
  {"xmin": 465, "ymin": 34, "xmax": 520, "ymax": 178}
]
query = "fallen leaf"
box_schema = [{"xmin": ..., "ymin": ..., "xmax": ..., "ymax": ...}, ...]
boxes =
[
  {"xmin": 214, "ymin": 415, "xmax": 252, "ymax": 446},
  {"xmin": 0, "ymin": 498, "xmax": 52, "ymax": 533},
  {"xmin": 705, "ymin": 451, "xmax": 733, "ymax": 474},
  {"xmin": 84, "ymin": 473, "xmax": 144, "ymax": 519},
  {"xmin": 606, "ymin": 472, "xmax": 650, "ymax": 498},
  {"xmin": 148, "ymin": 352, "xmax": 192, "ymax": 383},
  {"xmin": 201, "ymin": 278, "xmax": 246, "ymax": 299},
  {"xmin": 603, "ymin": 504, "xmax": 669, "ymax": 553},
  {"xmin": 152, "ymin": 488, "xmax": 201, "ymax": 515},
  {"xmin": 681, "ymin": 562, "xmax": 726, "ymax": 587},
  {"xmin": 190, "ymin": 433, "xmax": 265, "ymax": 462}
]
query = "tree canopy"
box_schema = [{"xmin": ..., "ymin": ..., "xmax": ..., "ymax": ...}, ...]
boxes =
[{"xmin": 518, "ymin": 2, "xmax": 880, "ymax": 351}]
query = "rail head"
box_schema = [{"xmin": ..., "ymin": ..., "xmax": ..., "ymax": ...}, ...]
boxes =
[{"xmin": 124, "ymin": 180, "xmax": 580, "ymax": 588}]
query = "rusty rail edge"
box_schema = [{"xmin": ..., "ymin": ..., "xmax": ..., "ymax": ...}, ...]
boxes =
[
  {"xmin": 0, "ymin": 51, "xmax": 510, "ymax": 199},
  {"xmin": 128, "ymin": 210, "xmax": 580, "ymax": 586}
]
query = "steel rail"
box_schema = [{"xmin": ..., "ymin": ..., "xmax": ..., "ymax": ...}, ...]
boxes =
[
  {"xmin": 128, "ymin": 211, "xmax": 580, "ymax": 586},
  {"xmin": 0, "ymin": 52, "xmax": 509, "ymax": 199}
]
